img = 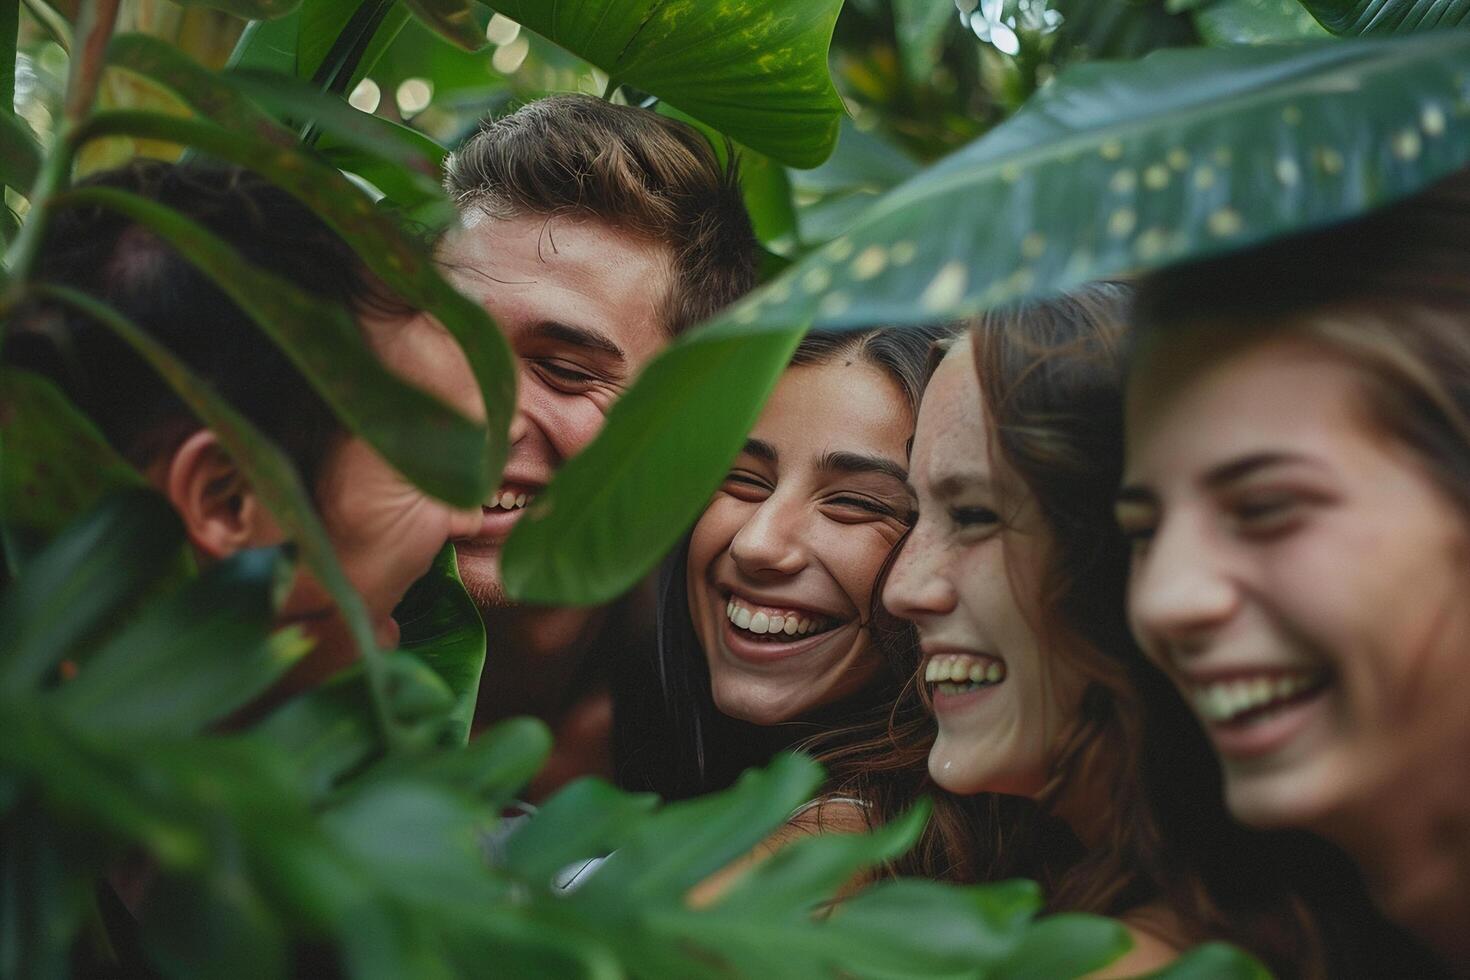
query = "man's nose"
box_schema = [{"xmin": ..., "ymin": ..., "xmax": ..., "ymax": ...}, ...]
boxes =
[
  {"xmin": 729, "ymin": 495, "xmax": 808, "ymax": 577},
  {"xmin": 1129, "ymin": 515, "xmax": 1239, "ymax": 657},
  {"xmin": 882, "ymin": 523, "xmax": 955, "ymax": 623}
]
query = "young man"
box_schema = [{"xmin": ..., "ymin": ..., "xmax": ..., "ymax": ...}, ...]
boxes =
[{"xmin": 440, "ymin": 94, "xmax": 759, "ymax": 796}]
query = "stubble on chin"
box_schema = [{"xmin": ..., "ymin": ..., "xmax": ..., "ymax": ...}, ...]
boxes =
[{"xmin": 454, "ymin": 546, "xmax": 514, "ymax": 611}]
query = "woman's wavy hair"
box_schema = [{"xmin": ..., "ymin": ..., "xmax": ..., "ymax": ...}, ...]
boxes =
[
  {"xmin": 612, "ymin": 325, "xmax": 951, "ymax": 801},
  {"xmin": 812, "ymin": 283, "xmax": 1425, "ymax": 978}
]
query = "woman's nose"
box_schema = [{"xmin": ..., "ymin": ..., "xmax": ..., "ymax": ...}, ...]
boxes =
[
  {"xmin": 448, "ymin": 503, "xmax": 484, "ymax": 541},
  {"xmin": 729, "ymin": 495, "xmax": 808, "ymax": 577},
  {"xmin": 1129, "ymin": 515, "xmax": 1239, "ymax": 658},
  {"xmin": 882, "ymin": 523, "xmax": 956, "ymax": 623}
]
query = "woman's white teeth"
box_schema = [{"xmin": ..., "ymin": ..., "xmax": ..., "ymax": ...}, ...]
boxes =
[
  {"xmin": 489, "ymin": 490, "xmax": 532, "ymax": 511},
  {"xmin": 725, "ymin": 598, "xmax": 827, "ymax": 637},
  {"xmin": 924, "ymin": 654, "xmax": 1006, "ymax": 687},
  {"xmin": 1192, "ymin": 671, "xmax": 1324, "ymax": 723}
]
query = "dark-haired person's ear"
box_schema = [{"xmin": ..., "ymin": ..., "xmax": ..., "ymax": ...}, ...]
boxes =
[{"xmin": 164, "ymin": 429, "xmax": 284, "ymax": 559}]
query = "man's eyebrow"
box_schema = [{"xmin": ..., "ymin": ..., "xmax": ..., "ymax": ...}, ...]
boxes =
[
  {"xmin": 1203, "ymin": 451, "xmax": 1322, "ymax": 489},
  {"xmin": 820, "ymin": 450, "xmax": 909, "ymax": 485},
  {"xmin": 530, "ymin": 321, "xmax": 626, "ymax": 362},
  {"xmin": 739, "ymin": 438, "xmax": 778, "ymax": 463}
]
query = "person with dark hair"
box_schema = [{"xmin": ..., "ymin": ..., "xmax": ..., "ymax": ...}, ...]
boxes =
[
  {"xmin": 613, "ymin": 327, "xmax": 947, "ymax": 810},
  {"xmin": 1122, "ymin": 168, "xmax": 1470, "ymax": 973},
  {"xmin": 438, "ymin": 93, "xmax": 760, "ymax": 796},
  {"xmin": 829, "ymin": 284, "xmax": 1419, "ymax": 977},
  {"xmin": 8, "ymin": 159, "xmax": 484, "ymax": 700}
]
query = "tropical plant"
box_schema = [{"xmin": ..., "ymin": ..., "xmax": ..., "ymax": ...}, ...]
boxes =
[{"xmin": 0, "ymin": 0, "xmax": 1457, "ymax": 975}]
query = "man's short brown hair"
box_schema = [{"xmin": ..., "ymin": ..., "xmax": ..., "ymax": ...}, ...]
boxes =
[{"xmin": 444, "ymin": 94, "xmax": 758, "ymax": 335}]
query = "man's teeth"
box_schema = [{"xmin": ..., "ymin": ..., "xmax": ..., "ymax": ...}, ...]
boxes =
[
  {"xmin": 487, "ymin": 490, "xmax": 532, "ymax": 511},
  {"xmin": 1192, "ymin": 671, "xmax": 1325, "ymax": 723},
  {"xmin": 924, "ymin": 653, "xmax": 1006, "ymax": 687},
  {"xmin": 725, "ymin": 598, "xmax": 830, "ymax": 637}
]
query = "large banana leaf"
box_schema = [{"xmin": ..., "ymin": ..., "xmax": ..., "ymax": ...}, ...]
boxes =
[
  {"xmin": 484, "ymin": 0, "xmax": 846, "ymax": 168},
  {"xmin": 1298, "ymin": 0, "xmax": 1470, "ymax": 33},
  {"xmin": 503, "ymin": 31, "xmax": 1470, "ymax": 604}
]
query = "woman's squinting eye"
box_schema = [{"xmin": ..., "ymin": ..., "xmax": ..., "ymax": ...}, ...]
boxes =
[
  {"xmin": 722, "ymin": 471, "xmax": 771, "ymax": 500},
  {"xmin": 1229, "ymin": 491, "xmax": 1307, "ymax": 537},
  {"xmin": 826, "ymin": 493, "xmax": 904, "ymax": 521}
]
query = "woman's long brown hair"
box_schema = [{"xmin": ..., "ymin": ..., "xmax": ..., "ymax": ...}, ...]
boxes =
[{"xmin": 807, "ymin": 283, "xmax": 1433, "ymax": 979}]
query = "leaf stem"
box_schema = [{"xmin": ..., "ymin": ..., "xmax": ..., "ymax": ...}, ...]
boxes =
[{"xmin": 63, "ymin": 0, "xmax": 119, "ymax": 127}]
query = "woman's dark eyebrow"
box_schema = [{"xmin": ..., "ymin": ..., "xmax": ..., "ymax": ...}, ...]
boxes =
[
  {"xmin": 819, "ymin": 450, "xmax": 908, "ymax": 484},
  {"xmin": 1203, "ymin": 451, "xmax": 1323, "ymax": 489}
]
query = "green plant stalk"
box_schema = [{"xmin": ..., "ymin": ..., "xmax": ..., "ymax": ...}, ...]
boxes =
[
  {"xmin": 0, "ymin": 0, "xmax": 114, "ymax": 309},
  {"xmin": 27, "ymin": 283, "xmax": 408, "ymax": 753}
]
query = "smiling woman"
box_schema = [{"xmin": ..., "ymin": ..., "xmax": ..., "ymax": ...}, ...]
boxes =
[
  {"xmin": 613, "ymin": 327, "xmax": 948, "ymax": 802},
  {"xmin": 1124, "ymin": 168, "xmax": 1470, "ymax": 974}
]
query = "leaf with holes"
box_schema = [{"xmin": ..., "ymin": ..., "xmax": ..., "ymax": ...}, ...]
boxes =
[
  {"xmin": 504, "ymin": 33, "xmax": 1470, "ymax": 605},
  {"xmin": 1297, "ymin": 0, "xmax": 1470, "ymax": 34},
  {"xmin": 484, "ymin": 0, "xmax": 845, "ymax": 167}
]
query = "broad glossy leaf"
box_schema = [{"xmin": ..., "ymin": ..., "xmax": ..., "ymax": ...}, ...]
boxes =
[
  {"xmin": 0, "ymin": 489, "xmax": 184, "ymax": 695},
  {"xmin": 1195, "ymin": 0, "xmax": 1330, "ymax": 44},
  {"xmin": 0, "ymin": 108, "xmax": 40, "ymax": 192},
  {"xmin": 0, "ymin": 368, "xmax": 143, "ymax": 571},
  {"xmin": 172, "ymin": 0, "xmax": 302, "ymax": 19},
  {"xmin": 54, "ymin": 181, "xmax": 489, "ymax": 509},
  {"xmin": 509, "ymin": 34, "xmax": 1470, "ymax": 603},
  {"xmin": 1298, "ymin": 0, "xmax": 1470, "ymax": 33},
  {"xmin": 1052, "ymin": 0, "xmax": 1199, "ymax": 60},
  {"xmin": 990, "ymin": 913, "xmax": 1132, "ymax": 980},
  {"xmin": 48, "ymin": 549, "xmax": 305, "ymax": 737},
  {"xmin": 252, "ymin": 669, "xmax": 379, "ymax": 797},
  {"xmin": 501, "ymin": 319, "xmax": 804, "ymax": 605},
  {"xmin": 789, "ymin": 117, "xmax": 919, "ymax": 244},
  {"xmin": 404, "ymin": 0, "xmax": 485, "ymax": 52},
  {"xmin": 500, "ymin": 778, "xmax": 659, "ymax": 884},
  {"xmin": 485, "ymin": 0, "xmax": 846, "ymax": 167},
  {"xmin": 31, "ymin": 286, "xmax": 399, "ymax": 747},
  {"xmin": 392, "ymin": 544, "xmax": 485, "ymax": 745}
]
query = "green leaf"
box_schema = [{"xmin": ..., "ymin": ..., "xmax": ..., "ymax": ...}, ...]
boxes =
[
  {"xmin": 393, "ymin": 544, "xmax": 486, "ymax": 745},
  {"xmin": 712, "ymin": 799, "xmax": 931, "ymax": 914},
  {"xmin": 0, "ymin": 808, "xmax": 95, "ymax": 980},
  {"xmin": 29, "ymin": 285, "xmax": 400, "ymax": 748},
  {"xmin": 1297, "ymin": 0, "xmax": 1470, "ymax": 34},
  {"xmin": 102, "ymin": 36, "xmax": 517, "ymax": 497},
  {"xmin": 0, "ymin": 488, "xmax": 185, "ymax": 695},
  {"xmin": 0, "ymin": 108, "xmax": 42, "ymax": 192},
  {"xmin": 1144, "ymin": 942, "xmax": 1273, "ymax": 979},
  {"xmin": 403, "ymin": 0, "xmax": 485, "ymax": 52},
  {"xmin": 485, "ymin": 0, "xmax": 846, "ymax": 168},
  {"xmin": 990, "ymin": 913, "xmax": 1132, "ymax": 980},
  {"xmin": 170, "ymin": 0, "xmax": 302, "ymax": 20},
  {"xmin": 1, "ymin": 0, "xmax": 18, "ymax": 113},
  {"xmin": 894, "ymin": 0, "xmax": 956, "ymax": 84},
  {"xmin": 0, "ymin": 368, "xmax": 144, "ymax": 572},
  {"xmin": 1194, "ymin": 0, "xmax": 1331, "ymax": 44},
  {"xmin": 502, "ymin": 319, "xmax": 804, "ymax": 605},
  {"xmin": 139, "ymin": 873, "xmax": 290, "ymax": 980},
  {"xmin": 500, "ymin": 778, "xmax": 659, "ymax": 884},
  {"xmin": 789, "ymin": 117, "xmax": 919, "ymax": 244},
  {"xmin": 53, "ymin": 181, "xmax": 490, "ymax": 509},
  {"xmin": 47, "ymin": 549, "xmax": 306, "ymax": 737},
  {"xmin": 571, "ymin": 753, "xmax": 822, "ymax": 902},
  {"xmin": 251, "ymin": 668, "xmax": 379, "ymax": 797}
]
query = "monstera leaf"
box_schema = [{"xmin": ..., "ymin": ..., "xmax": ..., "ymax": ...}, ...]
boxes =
[
  {"xmin": 484, "ymin": 0, "xmax": 846, "ymax": 168},
  {"xmin": 504, "ymin": 30, "xmax": 1470, "ymax": 604},
  {"xmin": 1297, "ymin": 0, "xmax": 1470, "ymax": 34}
]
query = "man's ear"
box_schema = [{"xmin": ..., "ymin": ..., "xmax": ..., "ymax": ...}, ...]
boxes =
[{"xmin": 164, "ymin": 429, "xmax": 282, "ymax": 559}]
